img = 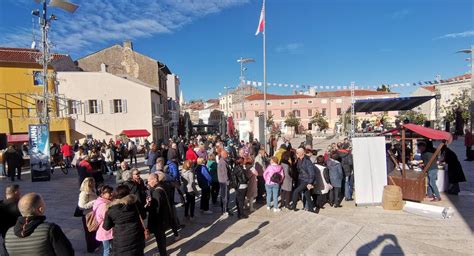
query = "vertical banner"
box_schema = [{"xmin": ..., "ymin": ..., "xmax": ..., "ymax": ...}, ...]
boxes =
[
  {"xmin": 238, "ymin": 120, "xmax": 251, "ymax": 143},
  {"xmin": 29, "ymin": 124, "xmax": 51, "ymax": 181}
]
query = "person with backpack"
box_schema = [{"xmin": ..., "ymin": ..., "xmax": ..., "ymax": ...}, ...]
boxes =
[
  {"xmin": 263, "ymin": 156, "xmax": 285, "ymax": 212},
  {"xmin": 230, "ymin": 157, "xmax": 249, "ymax": 219}
]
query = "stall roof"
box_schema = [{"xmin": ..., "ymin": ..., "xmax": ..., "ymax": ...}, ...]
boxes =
[
  {"xmin": 7, "ymin": 134, "xmax": 29, "ymax": 143},
  {"xmin": 120, "ymin": 129, "xmax": 150, "ymax": 138},
  {"xmin": 381, "ymin": 124, "xmax": 452, "ymax": 143},
  {"xmin": 354, "ymin": 96, "xmax": 434, "ymax": 112}
]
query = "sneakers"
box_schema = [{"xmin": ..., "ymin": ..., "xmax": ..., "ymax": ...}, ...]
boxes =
[
  {"xmin": 203, "ymin": 210, "xmax": 213, "ymax": 215},
  {"xmin": 431, "ymin": 197, "xmax": 442, "ymax": 202},
  {"xmin": 273, "ymin": 208, "xmax": 281, "ymax": 213},
  {"xmin": 266, "ymin": 206, "xmax": 271, "ymax": 210}
]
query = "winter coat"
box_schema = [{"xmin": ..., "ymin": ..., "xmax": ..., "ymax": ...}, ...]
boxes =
[
  {"xmin": 93, "ymin": 196, "xmax": 113, "ymax": 241},
  {"xmin": 296, "ymin": 155, "xmax": 316, "ymax": 185},
  {"xmin": 146, "ymin": 185, "xmax": 174, "ymax": 234},
  {"xmin": 254, "ymin": 154, "xmax": 267, "ymax": 176},
  {"xmin": 146, "ymin": 150, "xmax": 160, "ymax": 167},
  {"xmin": 3, "ymin": 148, "xmax": 22, "ymax": 168},
  {"xmin": 167, "ymin": 148, "xmax": 178, "ymax": 162},
  {"xmin": 103, "ymin": 195, "xmax": 145, "ymax": 256},
  {"xmin": 263, "ymin": 164, "xmax": 285, "ymax": 185},
  {"xmin": 0, "ymin": 198, "xmax": 21, "ymax": 238},
  {"xmin": 5, "ymin": 216, "xmax": 74, "ymax": 256},
  {"xmin": 61, "ymin": 144, "xmax": 73, "ymax": 157},
  {"xmin": 166, "ymin": 160, "xmax": 180, "ymax": 182},
  {"xmin": 217, "ymin": 157, "xmax": 230, "ymax": 183},
  {"xmin": 327, "ymin": 159, "xmax": 343, "ymax": 188},
  {"xmin": 180, "ymin": 169, "xmax": 197, "ymax": 194},
  {"xmin": 274, "ymin": 148, "xmax": 286, "ymax": 163},
  {"xmin": 245, "ymin": 165, "xmax": 258, "ymax": 198},
  {"xmin": 195, "ymin": 164, "xmax": 212, "ymax": 189},
  {"xmin": 280, "ymin": 163, "xmax": 293, "ymax": 192},
  {"xmin": 186, "ymin": 146, "xmax": 198, "ymax": 163},
  {"xmin": 78, "ymin": 191, "xmax": 97, "ymax": 211},
  {"xmin": 230, "ymin": 164, "xmax": 249, "ymax": 189},
  {"xmin": 207, "ymin": 160, "xmax": 219, "ymax": 183},
  {"xmin": 443, "ymin": 147, "xmax": 466, "ymax": 184},
  {"xmin": 123, "ymin": 179, "xmax": 148, "ymax": 218},
  {"xmin": 338, "ymin": 150, "xmax": 353, "ymax": 177}
]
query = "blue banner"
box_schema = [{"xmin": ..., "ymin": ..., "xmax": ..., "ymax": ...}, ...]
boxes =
[{"xmin": 29, "ymin": 124, "xmax": 51, "ymax": 181}]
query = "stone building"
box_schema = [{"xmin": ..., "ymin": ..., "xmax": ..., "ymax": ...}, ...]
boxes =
[{"xmin": 76, "ymin": 41, "xmax": 171, "ymax": 141}]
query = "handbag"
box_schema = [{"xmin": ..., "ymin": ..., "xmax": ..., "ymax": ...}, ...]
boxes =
[
  {"xmin": 137, "ymin": 208, "xmax": 150, "ymax": 240},
  {"xmin": 74, "ymin": 205, "xmax": 84, "ymax": 217},
  {"xmin": 85, "ymin": 209, "xmax": 99, "ymax": 232}
]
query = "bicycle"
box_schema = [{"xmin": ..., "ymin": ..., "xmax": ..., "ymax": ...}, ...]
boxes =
[{"xmin": 50, "ymin": 155, "xmax": 69, "ymax": 175}]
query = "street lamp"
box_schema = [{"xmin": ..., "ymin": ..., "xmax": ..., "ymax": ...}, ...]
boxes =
[
  {"xmin": 237, "ymin": 57, "xmax": 255, "ymax": 120},
  {"xmin": 456, "ymin": 46, "xmax": 474, "ymax": 133},
  {"xmin": 32, "ymin": 0, "xmax": 79, "ymax": 124}
]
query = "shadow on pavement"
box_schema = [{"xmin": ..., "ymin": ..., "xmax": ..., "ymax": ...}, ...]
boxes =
[
  {"xmin": 215, "ymin": 221, "xmax": 270, "ymax": 256},
  {"xmin": 356, "ymin": 233, "xmax": 404, "ymax": 256}
]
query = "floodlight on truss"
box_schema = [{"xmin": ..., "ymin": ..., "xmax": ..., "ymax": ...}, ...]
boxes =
[{"xmin": 33, "ymin": 0, "xmax": 79, "ymax": 13}]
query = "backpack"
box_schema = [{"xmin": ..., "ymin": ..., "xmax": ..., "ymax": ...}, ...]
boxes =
[{"xmin": 270, "ymin": 173, "xmax": 282, "ymax": 184}]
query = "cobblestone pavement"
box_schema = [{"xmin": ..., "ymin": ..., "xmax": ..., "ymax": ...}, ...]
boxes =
[{"xmin": 0, "ymin": 137, "xmax": 472, "ymax": 255}]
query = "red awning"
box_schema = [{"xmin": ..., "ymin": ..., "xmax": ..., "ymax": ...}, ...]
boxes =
[
  {"xmin": 120, "ymin": 129, "xmax": 151, "ymax": 138},
  {"xmin": 7, "ymin": 134, "xmax": 29, "ymax": 143},
  {"xmin": 403, "ymin": 124, "xmax": 452, "ymax": 143}
]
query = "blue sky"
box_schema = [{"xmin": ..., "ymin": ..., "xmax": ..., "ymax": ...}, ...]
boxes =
[{"xmin": 0, "ymin": 0, "xmax": 472, "ymax": 101}]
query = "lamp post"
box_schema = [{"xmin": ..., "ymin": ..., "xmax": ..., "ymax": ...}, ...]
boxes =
[
  {"xmin": 237, "ymin": 58, "xmax": 255, "ymax": 120},
  {"xmin": 457, "ymin": 46, "xmax": 474, "ymax": 133},
  {"xmin": 32, "ymin": 0, "xmax": 78, "ymax": 125}
]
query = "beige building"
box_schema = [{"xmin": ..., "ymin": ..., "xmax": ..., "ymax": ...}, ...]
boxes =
[
  {"xmin": 57, "ymin": 71, "xmax": 164, "ymax": 142},
  {"xmin": 76, "ymin": 41, "xmax": 171, "ymax": 141},
  {"xmin": 219, "ymin": 85, "xmax": 262, "ymax": 116},
  {"xmin": 411, "ymin": 74, "xmax": 471, "ymax": 125}
]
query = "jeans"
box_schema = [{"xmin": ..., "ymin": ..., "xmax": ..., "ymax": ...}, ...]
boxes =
[
  {"xmin": 265, "ymin": 184, "xmax": 280, "ymax": 209},
  {"xmin": 102, "ymin": 240, "xmax": 111, "ymax": 256},
  {"xmin": 219, "ymin": 183, "xmax": 230, "ymax": 213},
  {"xmin": 427, "ymin": 169, "xmax": 441, "ymax": 199},
  {"xmin": 330, "ymin": 187, "xmax": 341, "ymax": 206},
  {"xmin": 344, "ymin": 173, "xmax": 354, "ymax": 200},
  {"xmin": 291, "ymin": 182, "xmax": 314, "ymax": 212}
]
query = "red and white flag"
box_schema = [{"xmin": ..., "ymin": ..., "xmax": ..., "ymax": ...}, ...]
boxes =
[{"xmin": 255, "ymin": 1, "xmax": 265, "ymax": 36}]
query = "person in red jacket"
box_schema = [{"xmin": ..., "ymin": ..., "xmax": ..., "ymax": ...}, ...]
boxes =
[
  {"xmin": 61, "ymin": 143, "xmax": 73, "ymax": 167},
  {"xmin": 186, "ymin": 144, "xmax": 198, "ymax": 165}
]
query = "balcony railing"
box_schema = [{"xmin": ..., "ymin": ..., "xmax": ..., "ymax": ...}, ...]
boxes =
[{"xmin": 0, "ymin": 92, "xmax": 71, "ymax": 119}]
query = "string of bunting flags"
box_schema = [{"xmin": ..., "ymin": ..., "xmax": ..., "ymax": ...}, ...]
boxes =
[{"xmin": 244, "ymin": 76, "xmax": 468, "ymax": 91}]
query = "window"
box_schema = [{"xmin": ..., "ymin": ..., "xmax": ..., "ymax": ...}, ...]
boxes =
[
  {"xmin": 110, "ymin": 99, "xmax": 127, "ymax": 113},
  {"xmin": 67, "ymin": 100, "xmax": 77, "ymax": 114},
  {"xmin": 321, "ymin": 99, "xmax": 328, "ymax": 104},
  {"xmin": 87, "ymin": 100, "xmax": 102, "ymax": 114},
  {"xmin": 267, "ymin": 102, "xmax": 271, "ymax": 106},
  {"xmin": 308, "ymin": 109, "xmax": 312, "ymax": 117},
  {"xmin": 322, "ymin": 108, "xmax": 327, "ymax": 117},
  {"xmin": 293, "ymin": 100, "xmax": 299, "ymax": 105},
  {"xmin": 308, "ymin": 123, "xmax": 313, "ymax": 130},
  {"xmin": 294, "ymin": 110, "xmax": 301, "ymax": 117},
  {"xmin": 336, "ymin": 98, "xmax": 342, "ymax": 103},
  {"xmin": 337, "ymin": 108, "xmax": 342, "ymax": 115},
  {"xmin": 280, "ymin": 110, "xmax": 285, "ymax": 117},
  {"xmin": 307, "ymin": 100, "xmax": 313, "ymax": 104},
  {"xmin": 280, "ymin": 101, "xmax": 285, "ymax": 105}
]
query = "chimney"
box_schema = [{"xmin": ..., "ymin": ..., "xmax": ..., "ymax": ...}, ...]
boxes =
[
  {"xmin": 100, "ymin": 63, "xmax": 107, "ymax": 72},
  {"xmin": 123, "ymin": 40, "xmax": 133, "ymax": 50}
]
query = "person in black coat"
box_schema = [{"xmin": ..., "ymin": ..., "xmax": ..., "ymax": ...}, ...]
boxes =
[
  {"xmin": 123, "ymin": 168, "xmax": 148, "ymax": 218},
  {"xmin": 290, "ymin": 148, "xmax": 316, "ymax": 212},
  {"xmin": 441, "ymin": 145, "xmax": 467, "ymax": 195},
  {"xmin": 103, "ymin": 185, "xmax": 145, "ymax": 256},
  {"xmin": 0, "ymin": 184, "xmax": 21, "ymax": 255},
  {"xmin": 3, "ymin": 145, "xmax": 23, "ymax": 181},
  {"xmin": 146, "ymin": 173, "xmax": 175, "ymax": 256}
]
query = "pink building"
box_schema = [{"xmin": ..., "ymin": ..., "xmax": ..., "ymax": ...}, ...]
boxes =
[{"xmin": 231, "ymin": 90, "xmax": 399, "ymax": 133}]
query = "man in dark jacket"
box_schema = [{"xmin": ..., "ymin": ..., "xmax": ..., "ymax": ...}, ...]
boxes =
[
  {"xmin": 124, "ymin": 169, "xmax": 148, "ymax": 218},
  {"xmin": 0, "ymin": 184, "xmax": 21, "ymax": 255},
  {"xmin": 290, "ymin": 148, "xmax": 316, "ymax": 212},
  {"xmin": 4, "ymin": 192, "xmax": 74, "ymax": 256},
  {"xmin": 146, "ymin": 143, "xmax": 160, "ymax": 173},
  {"xmin": 338, "ymin": 148, "xmax": 354, "ymax": 201},
  {"xmin": 3, "ymin": 145, "xmax": 23, "ymax": 181}
]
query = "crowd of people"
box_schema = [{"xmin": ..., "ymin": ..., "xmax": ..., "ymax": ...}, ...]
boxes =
[{"xmin": 0, "ymin": 130, "xmax": 468, "ymax": 255}]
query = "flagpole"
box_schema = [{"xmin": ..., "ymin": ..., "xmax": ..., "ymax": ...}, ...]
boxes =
[{"xmin": 263, "ymin": 0, "xmax": 268, "ymax": 152}]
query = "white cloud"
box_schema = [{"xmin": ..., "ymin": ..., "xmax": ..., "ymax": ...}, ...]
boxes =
[
  {"xmin": 275, "ymin": 43, "xmax": 304, "ymax": 54},
  {"xmin": 1, "ymin": 0, "xmax": 249, "ymax": 55},
  {"xmin": 392, "ymin": 9, "xmax": 411, "ymax": 19},
  {"xmin": 435, "ymin": 30, "xmax": 474, "ymax": 40}
]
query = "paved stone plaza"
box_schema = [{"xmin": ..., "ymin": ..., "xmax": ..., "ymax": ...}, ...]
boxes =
[{"xmin": 1, "ymin": 137, "xmax": 473, "ymax": 255}]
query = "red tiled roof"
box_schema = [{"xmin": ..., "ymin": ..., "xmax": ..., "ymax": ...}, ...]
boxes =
[
  {"xmin": 245, "ymin": 93, "xmax": 313, "ymax": 101},
  {"xmin": 0, "ymin": 47, "xmax": 69, "ymax": 64},
  {"xmin": 421, "ymin": 85, "xmax": 436, "ymax": 92},
  {"xmin": 447, "ymin": 73, "xmax": 471, "ymax": 81},
  {"xmin": 206, "ymin": 99, "xmax": 219, "ymax": 103},
  {"xmin": 316, "ymin": 90, "xmax": 397, "ymax": 97}
]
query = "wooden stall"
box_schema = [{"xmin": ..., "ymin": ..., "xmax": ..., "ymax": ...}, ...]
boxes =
[{"xmin": 385, "ymin": 124, "xmax": 452, "ymax": 202}]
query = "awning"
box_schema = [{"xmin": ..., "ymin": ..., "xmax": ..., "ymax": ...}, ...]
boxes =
[
  {"xmin": 354, "ymin": 96, "xmax": 435, "ymax": 113},
  {"xmin": 7, "ymin": 134, "xmax": 29, "ymax": 143},
  {"xmin": 120, "ymin": 129, "xmax": 150, "ymax": 138},
  {"xmin": 380, "ymin": 124, "xmax": 452, "ymax": 143}
]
